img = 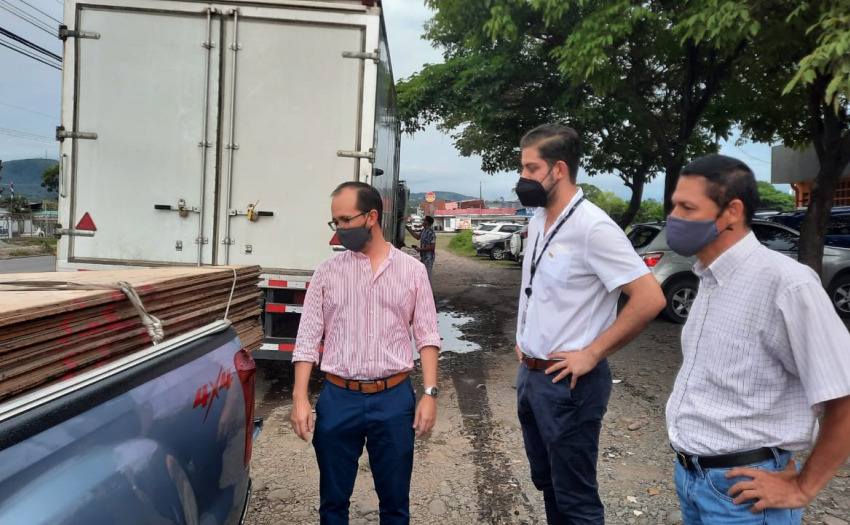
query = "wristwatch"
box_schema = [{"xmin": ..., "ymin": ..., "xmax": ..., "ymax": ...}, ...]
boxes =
[{"xmin": 423, "ymin": 386, "xmax": 439, "ymax": 398}]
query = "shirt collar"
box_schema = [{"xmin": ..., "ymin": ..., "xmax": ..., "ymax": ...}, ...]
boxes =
[
  {"xmin": 694, "ymin": 232, "xmax": 760, "ymax": 284},
  {"xmin": 533, "ymin": 187, "xmax": 585, "ymax": 224}
]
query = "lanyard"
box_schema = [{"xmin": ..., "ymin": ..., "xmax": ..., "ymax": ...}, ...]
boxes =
[{"xmin": 525, "ymin": 196, "xmax": 584, "ymax": 300}]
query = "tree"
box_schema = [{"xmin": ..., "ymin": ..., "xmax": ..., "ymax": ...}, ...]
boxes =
[
  {"xmin": 470, "ymin": 0, "xmax": 755, "ymax": 212},
  {"xmin": 757, "ymin": 181, "xmax": 795, "ymax": 211},
  {"xmin": 398, "ymin": 0, "xmax": 693, "ymax": 227},
  {"xmin": 634, "ymin": 199, "xmax": 666, "ymax": 224},
  {"xmin": 42, "ymin": 164, "xmax": 59, "ymax": 193},
  {"xmin": 683, "ymin": 0, "xmax": 850, "ymax": 274}
]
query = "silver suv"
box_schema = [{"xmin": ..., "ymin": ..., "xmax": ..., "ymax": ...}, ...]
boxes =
[{"xmin": 627, "ymin": 220, "xmax": 850, "ymax": 323}]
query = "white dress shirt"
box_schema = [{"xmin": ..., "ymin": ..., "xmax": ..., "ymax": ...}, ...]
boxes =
[
  {"xmin": 666, "ymin": 232, "xmax": 850, "ymax": 455},
  {"xmin": 516, "ymin": 189, "xmax": 649, "ymax": 359}
]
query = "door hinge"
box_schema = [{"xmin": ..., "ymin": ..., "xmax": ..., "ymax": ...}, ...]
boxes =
[
  {"xmin": 54, "ymin": 223, "xmax": 96, "ymax": 238},
  {"xmin": 343, "ymin": 49, "xmax": 380, "ymax": 63},
  {"xmin": 58, "ymin": 25, "xmax": 101, "ymax": 41},
  {"xmin": 56, "ymin": 126, "xmax": 97, "ymax": 141},
  {"xmin": 337, "ymin": 148, "xmax": 375, "ymax": 163},
  {"xmin": 194, "ymin": 237, "xmax": 209, "ymax": 245}
]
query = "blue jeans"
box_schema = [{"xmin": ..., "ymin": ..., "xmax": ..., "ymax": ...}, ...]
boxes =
[
  {"xmin": 674, "ymin": 448, "xmax": 804, "ymax": 524},
  {"xmin": 517, "ymin": 359, "xmax": 612, "ymax": 524},
  {"xmin": 422, "ymin": 258, "xmax": 434, "ymax": 288},
  {"xmin": 312, "ymin": 378, "xmax": 416, "ymax": 525}
]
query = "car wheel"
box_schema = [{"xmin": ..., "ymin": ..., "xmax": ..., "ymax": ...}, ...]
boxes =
[
  {"xmin": 664, "ymin": 280, "xmax": 699, "ymax": 324},
  {"xmin": 829, "ymin": 274, "xmax": 850, "ymax": 319},
  {"xmin": 490, "ymin": 246, "xmax": 506, "ymax": 260}
]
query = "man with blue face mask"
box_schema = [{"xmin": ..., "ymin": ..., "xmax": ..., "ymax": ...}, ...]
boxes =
[{"xmin": 665, "ymin": 154, "xmax": 850, "ymax": 524}]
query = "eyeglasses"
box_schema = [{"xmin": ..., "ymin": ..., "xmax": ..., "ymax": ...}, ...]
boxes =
[{"xmin": 328, "ymin": 212, "xmax": 367, "ymax": 232}]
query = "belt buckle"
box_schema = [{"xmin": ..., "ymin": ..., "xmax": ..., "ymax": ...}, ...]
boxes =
[{"xmin": 676, "ymin": 451, "xmax": 691, "ymax": 469}]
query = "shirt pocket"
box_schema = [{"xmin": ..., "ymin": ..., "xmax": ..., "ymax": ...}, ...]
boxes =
[{"xmin": 539, "ymin": 251, "xmax": 572, "ymax": 286}]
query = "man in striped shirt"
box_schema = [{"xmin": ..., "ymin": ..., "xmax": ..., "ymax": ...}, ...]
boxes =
[
  {"xmin": 291, "ymin": 182, "xmax": 441, "ymax": 525},
  {"xmin": 665, "ymin": 154, "xmax": 850, "ymax": 524}
]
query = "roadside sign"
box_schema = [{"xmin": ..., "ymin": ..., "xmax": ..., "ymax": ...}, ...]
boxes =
[{"xmin": 425, "ymin": 192, "xmax": 436, "ymax": 203}]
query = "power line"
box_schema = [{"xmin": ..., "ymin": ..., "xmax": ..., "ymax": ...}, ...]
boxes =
[
  {"xmin": 0, "ymin": 101, "xmax": 58, "ymax": 120},
  {"xmin": 0, "ymin": 0, "xmax": 55, "ymax": 37},
  {"xmin": 0, "ymin": 39, "xmax": 61, "ymax": 69},
  {"xmin": 16, "ymin": 0, "xmax": 61, "ymax": 25},
  {"xmin": 0, "ymin": 26, "xmax": 61, "ymax": 61},
  {"xmin": 0, "ymin": 126, "xmax": 56, "ymax": 144}
]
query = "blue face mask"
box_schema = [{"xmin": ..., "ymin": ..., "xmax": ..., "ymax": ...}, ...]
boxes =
[{"xmin": 666, "ymin": 215, "xmax": 721, "ymax": 257}]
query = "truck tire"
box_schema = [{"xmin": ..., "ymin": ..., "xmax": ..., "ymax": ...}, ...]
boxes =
[
  {"xmin": 663, "ymin": 279, "xmax": 699, "ymax": 324},
  {"xmin": 829, "ymin": 273, "xmax": 850, "ymax": 319}
]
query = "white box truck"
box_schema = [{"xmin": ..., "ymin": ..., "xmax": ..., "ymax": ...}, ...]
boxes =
[{"xmin": 54, "ymin": 0, "xmax": 408, "ymax": 360}]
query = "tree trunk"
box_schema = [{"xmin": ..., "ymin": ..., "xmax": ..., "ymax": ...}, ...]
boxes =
[
  {"xmin": 618, "ymin": 172, "xmax": 646, "ymax": 229},
  {"xmin": 663, "ymin": 161, "xmax": 683, "ymax": 215},
  {"xmin": 798, "ymin": 157, "xmax": 847, "ymax": 276},
  {"xmin": 798, "ymin": 77, "xmax": 850, "ymax": 276}
]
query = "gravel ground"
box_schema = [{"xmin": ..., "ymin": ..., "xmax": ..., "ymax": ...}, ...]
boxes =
[{"xmin": 246, "ymin": 243, "xmax": 850, "ymax": 525}]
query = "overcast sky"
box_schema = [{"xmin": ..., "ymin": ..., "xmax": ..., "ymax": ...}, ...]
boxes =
[{"xmin": 0, "ymin": 0, "xmax": 784, "ymax": 201}]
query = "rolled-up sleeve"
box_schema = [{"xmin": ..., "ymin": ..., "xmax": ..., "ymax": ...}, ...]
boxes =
[
  {"xmin": 779, "ymin": 280, "xmax": 850, "ymax": 407},
  {"xmin": 411, "ymin": 263, "xmax": 441, "ymax": 351},
  {"xmin": 293, "ymin": 263, "xmax": 327, "ymax": 364}
]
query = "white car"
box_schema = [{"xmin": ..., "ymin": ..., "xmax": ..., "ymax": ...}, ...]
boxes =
[
  {"xmin": 472, "ymin": 222, "xmax": 524, "ymax": 249},
  {"xmin": 506, "ymin": 224, "xmax": 529, "ymax": 264}
]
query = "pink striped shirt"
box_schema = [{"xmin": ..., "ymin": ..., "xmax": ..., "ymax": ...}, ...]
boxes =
[{"xmin": 293, "ymin": 244, "xmax": 441, "ymax": 379}]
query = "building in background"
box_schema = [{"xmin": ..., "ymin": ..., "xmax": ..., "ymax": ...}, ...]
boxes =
[{"xmin": 771, "ymin": 145, "xmax": 850, "ymax": 208}]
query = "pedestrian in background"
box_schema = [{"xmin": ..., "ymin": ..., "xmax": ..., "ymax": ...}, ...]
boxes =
[{"xmin": 407, "ymin": 215, "xmax": 436, "ymax": 286}]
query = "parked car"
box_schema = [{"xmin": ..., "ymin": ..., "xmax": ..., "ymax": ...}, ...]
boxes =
[
  {"xmin": 627, "ymin": 220, "xmax": 850, "ymax": 323},
  {"xmin": 768, "ymin": 207, "xmax": 850, "ymax": 248},
  {"xmin": 477, "ymin": 233, "xmax": 514, "ymax": 260},
  {"xmin": 506, "ymin": 224, "xmax": 529, "ymax": 264},
  {"xmin": 473, "ymin": 222, "xmax": 524, "ymax": 257}
]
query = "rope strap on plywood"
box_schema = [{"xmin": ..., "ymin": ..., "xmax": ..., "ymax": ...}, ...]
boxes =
[{"xmin": 0, "ymin": 280, "xmax": 165, "ymax": 344}]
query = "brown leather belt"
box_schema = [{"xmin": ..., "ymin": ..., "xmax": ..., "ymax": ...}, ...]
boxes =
[
  {"xmin": 325, "ymin": 372, "xmax": 409, "ymax": 394},
  {"xmin": 522, "ymin": 355, "xmax": 563, "ymax": 370}
]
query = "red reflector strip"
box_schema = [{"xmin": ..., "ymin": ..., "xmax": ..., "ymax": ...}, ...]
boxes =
[
  {"xmin": 268, "ymin": 280, "xmax": 287, "ymax": 287},
  {"xmin": 259, "ymin": 343, "xmax": 324, "ymax": 353}
]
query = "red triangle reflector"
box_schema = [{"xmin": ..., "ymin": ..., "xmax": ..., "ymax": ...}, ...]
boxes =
[
  {"xmin": 329, "ymin": 233, "xmax": 341, "ymax": 245},
  {"xmin": 76, "ymin": 212, "xmax": 97, "ymax": 231}
]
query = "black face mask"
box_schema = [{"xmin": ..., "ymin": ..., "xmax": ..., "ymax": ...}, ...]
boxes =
[{"xmin": 516, "ymin": 170, "xmax": 554, "ymax": 208}]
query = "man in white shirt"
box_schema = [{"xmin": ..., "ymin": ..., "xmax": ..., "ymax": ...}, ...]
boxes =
[
  {"xmin": 665, "ymin": 154, "xmax": 850, "ymax": 524},
  {"xmin": 514, "ymin": 123, "xmax": 666, "ymax": 524}
]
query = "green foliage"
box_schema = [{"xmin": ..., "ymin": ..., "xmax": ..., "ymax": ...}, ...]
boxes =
[
  {"xmin": 2, "ymin": 195, "xmax": 30, "ymax": 213},
  {"xmin": 634, "ymin": 199, "xmax": 666, "ymax": 224},
  {"xmin": 447, "ymin": 230, "xmax": 476, "ymax": 256},
  {"xmin": 579, "ymin": 183, "xmax": 663, "ymax": 225},
  {"xmin": 783, "ymin": 1, "xmax": 850, "ymax": 110},
  {"xmin": 41, "ymin": 164, "xmax": 59, "ymax": 193},
  {"xmin": 757, "ymin": 181, "xmax": 795, "ymax": 211}
]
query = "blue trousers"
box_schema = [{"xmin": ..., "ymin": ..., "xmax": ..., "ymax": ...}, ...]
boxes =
[
  {"xmin": 517, "ymin": 360, "xmax": 612, "ymax": 525},
  {"xmin": 312, "ymin": 377, "xmax": 416, "ymax": 525},
  {"xmin": 675, "ymin": 448, "xmax": 804, "ymax": 524}
]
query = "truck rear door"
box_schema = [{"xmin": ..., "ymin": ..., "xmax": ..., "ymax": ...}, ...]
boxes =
[
  {"xmin": 216, "ymin": 9, "xmax": 369, "ymax": 271},
  {"xmin": 66, "ymin": 6, "xmax": 220, "ymax": 266}
]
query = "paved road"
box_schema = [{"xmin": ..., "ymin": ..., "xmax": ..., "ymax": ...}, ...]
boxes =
[{"xmin": 0, "ymin": 256, "xmax": 56, "ymax": 274}]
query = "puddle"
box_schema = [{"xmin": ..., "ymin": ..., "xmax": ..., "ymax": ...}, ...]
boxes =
[
  {"xmin": 471, "ymin": 283, "xmax": 495, "ymax": 288},
  {"xmin": 414, "ymin": 311, "xmax": 481, "ymax": 359}
]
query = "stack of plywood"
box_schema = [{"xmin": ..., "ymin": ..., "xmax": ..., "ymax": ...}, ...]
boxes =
[{"xmin": 0, "ymin": 266, "xmax": 263, "ymax": 403}]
